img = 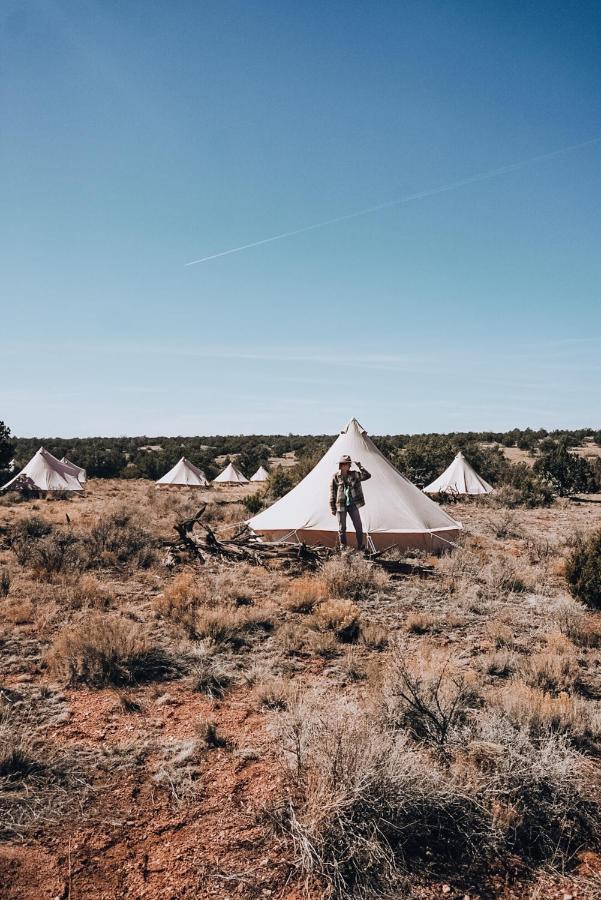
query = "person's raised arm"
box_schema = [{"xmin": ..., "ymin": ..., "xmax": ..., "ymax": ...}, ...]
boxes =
[{"xmin": 355, "ymin": 461, "xmax": 371, "ymax": 481}]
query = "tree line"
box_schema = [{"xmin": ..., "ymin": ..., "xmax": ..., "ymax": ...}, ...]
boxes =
[{"xmin": 2, "ymin": 420, "xmax": 601, "ymax": 500}]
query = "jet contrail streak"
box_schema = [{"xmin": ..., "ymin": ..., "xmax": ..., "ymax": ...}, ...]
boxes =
[{"xmin": 185, "ymin": 135, "xmax": 601, "ymax": 266}]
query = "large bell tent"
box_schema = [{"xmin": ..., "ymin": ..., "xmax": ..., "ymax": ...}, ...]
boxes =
[{"xmin": 248, "ymin": 418, "xmax": 462, "ymax": 551}]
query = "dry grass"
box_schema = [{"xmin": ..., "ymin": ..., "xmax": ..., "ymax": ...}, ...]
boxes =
[
  {"xmin": 273, "ymin": 690, "xmax": 601, "ymax": 897},
  {"xmin": 319, "ymin": 554, "xmax": 390, "ymax": 600},
  {"xmin": 311, "ymin": 598, "xmax": 361, "ymax": 643},
  {"xmin": 0, "ymin": 710, "xmax": 89, "ymax": 839},
  {"xmin": 492, "ymin": 680, "xmax": 601, "ymax": 745},
  {"xmin": 360, "ymin": 623, "xmax": 389, "ymax": 651},
  {"xmin": 405, "ymin": 611, "xmax": 437, "ymax": 634},
  {"xmin": 46, "ymin": 613, "xmax": 181, "ymax": 687},
  {"xmin": 285, "ymin": 575, "xmax": 326, "ymax": 613},
  {"xmin": 253, "ymin": 676, "xmax": 295, "ymax": 710}
]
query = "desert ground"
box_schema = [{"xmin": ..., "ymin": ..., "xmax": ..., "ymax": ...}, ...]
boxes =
[{"xmin": 1, "ymin": 479, "xmax": 601, "ymax": 899}]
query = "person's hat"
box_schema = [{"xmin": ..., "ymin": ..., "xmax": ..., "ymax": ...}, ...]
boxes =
[{"xmin": 338, "ymin": 455, "xmax": 352, "ymax": 465}]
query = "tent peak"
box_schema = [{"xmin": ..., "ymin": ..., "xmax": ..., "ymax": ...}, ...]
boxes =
[{"xmin": 342, "ymin": 417, "xmax": 366, "ymax": 435}]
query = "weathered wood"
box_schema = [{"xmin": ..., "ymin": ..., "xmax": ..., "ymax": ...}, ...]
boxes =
[{"xmin": 166, "ymin": 507, "xmax": 435, "ymax": 576}]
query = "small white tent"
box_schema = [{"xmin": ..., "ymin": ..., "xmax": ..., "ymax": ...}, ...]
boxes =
[
  {"xmin": 61, "ymin": 456, "xmax": 87, "ymax": 484},
  {"xmin": 424, "ymin": 452, "xmax": 494, "ymax": 496},
  {"xmin": 214, "ymin": 462, "xmax": 249, "ymax": 484},
  {"xmin": 248, "ymin": 418, "xmax": 461, "ymax": 551},
  {"xmin": 156, "ymin": 457, "xmax": 209, "ymax": 487},
  {"xmin": 250, "ymin": 465, "xmax": 269, "ymax": 483},
  {"xmin": 1, "ymin": 447, "xmax": 83, "ymax": 493}
]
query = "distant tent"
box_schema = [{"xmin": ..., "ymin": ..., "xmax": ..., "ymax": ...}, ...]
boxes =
[
  {"xmin": 424, "ymin": 452, "xmax": 494, "ymax": 496},
  {"xmin": 250, "ymin": 465, "xmax": 269, "ymax": 483},
  {"xmin": 1, "ymin": 447, "xmax": 83, "ymax": 493},
  {"xmin": 61, "ymin": 456, "xmax": 87, "ymax": 484},
  {"xmin": 213, "ymin": 462, "xmax": 249, "ymax": 484},
  {"xmin": 156, "ymin": 457, "xmax": 209, "ymax": 487},
  {"xmin": 248, "ymin": 418, "xmax": 462, "ymax": 551}
]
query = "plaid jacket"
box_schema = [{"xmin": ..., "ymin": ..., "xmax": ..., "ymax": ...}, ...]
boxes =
[{"xmin": 329, "ymin": 464, "xmax": 371, "ymax": 513}]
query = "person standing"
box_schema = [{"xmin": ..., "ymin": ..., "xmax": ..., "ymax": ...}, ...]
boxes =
[{"xmin": 329, "ymin": 455, "xmax": 371, "ymax": 551}]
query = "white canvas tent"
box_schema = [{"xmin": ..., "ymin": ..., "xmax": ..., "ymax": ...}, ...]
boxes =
[
  {"xmin": 424, "ymin": 452, "xmax": 494, "ymax": 496},
  {"xmin": 250, "ymin": 465, "xmax": 269, "ymax": 483},
  {"xmin": 61, "ymin": 456, "xmax": 87, "ymax": 484},
  {"xmin": 156, "ymin": 457, "xmax": 209, "ymax": 487},
  {"xmin": 1, "ymin": 447, "xmax": 84, "ymax": 493},
  {"xmin": 213, "ymin": 462, "xmax": 249, "ymax": 484},
  {"xmin": 248, "ymin": 418, "xmax": 462, "ymax": 551}
]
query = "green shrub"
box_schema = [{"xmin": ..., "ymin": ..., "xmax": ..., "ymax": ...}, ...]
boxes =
[
  {"xmin": 242, "ymin": 492, "xmax": 264, "ymax": 514},
  {"xmin": 533, "ymin": 441, "xmax": 597, "ymax": 496},
  {"xmin": 497, "ymin": 464, "xmax": 554, "ymax": 508},
  {"xmin": 267, "ymin": 467, "xmax": 293, "ymax": 499},
  {"xmin": 565, "ymin": 529, "xmax": 601, "ymax": 610}
]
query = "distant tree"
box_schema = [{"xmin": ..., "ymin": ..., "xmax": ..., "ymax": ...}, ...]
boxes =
[
  {"xmin": 267, "ymin": 467, "xmax": 294, "ymax": 499},
  {"xmin": 0, "ymin": 420, "xmax": 15, "ymax": 481},
  {"xmin": 398, "ymin": 436, "xmax": 455, "ymax": 488},
  {"xmin": 499, "ymin": 463, "xmax": 554, "ymax": 507},
  {"xmin": 533, "ymin": 441, "xmax": 596, "ymax": 496}
]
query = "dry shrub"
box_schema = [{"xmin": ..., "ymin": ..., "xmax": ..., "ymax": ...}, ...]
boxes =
[
  {"xmin": 485, "ymin": 621, "xmax": 514, "ymax": 649},
  {"xmin": 193, "ymin": 605, "xmax": 274, "ymax": 647},
  {"xmin": 488, "ymin": 510, "xmax": 523, "ymax": 539},
  {"xmin": 555, "ymin": 601, "xmax": 601, "ymax": 649},
  {"xmin": 15, "ymin": 530, "xmax": 83, "ymax": 578},
  {"xmin": 46, "ymin": 614, "xmax": 181, "ymax": 687},
  {"xmin": 190, "ymin": 643, "xmax": 235, "ymax": 698},
  {"xmin": 70, "ymin": 575, "xmax": 110, "ymax": 609},
  {"xmin": 524, "ymin": 535, "xmax": 556, "ymax": 564},
  {"xmin": 341, "ymin": 648, "xmax": 367, "ymax": 682},
  {"xmin": 273, "ymin": 692, "xmax": 601, "ymax": 895},
  {"xmin": 405, "ymin": 612, "xmax": 437, "ymax": 634},
  {"xmin": 274, "ymin": 694, "xmax": 492, "ymax": 895},
  {"xmin": 0, "ymin": 711, "xmax": 88, "ymax": 839},
  {"xmin": 493, "ymin": 680, "xmax": 600, "ymax": 745},
  {"xmin": 277, "ymin": 622, "xmax": 309, "ymax": 656},
  {"xmin": 10, "ymin": 516, "xmax": 53, "ymax": 545},
  {"xmin": 85, "ymin": 510, "xmax": 157, "ymax": 569},
  {"xmin": 524, "ymin": 649, "xmax": 579, "ymax": 695},
  {"xmin": 463, "ymin": 712, "xmax": 600, "ymax": 862},
  {"xmin": 4, "ymin": 600, "xmax": 35, "ymax": 625},
  {"xmin": 0, "ymin": 568, "xmax": 10, "ymax": 597},
  {"xmin": 478, "ymin": 557, "xmax": 531, "ymax": 600},
  {"xmin": 152, "ymin": 737, "xmax": 202, "ymax": 802},
  {"xmin": 210, "ymin": 566, "xmax": 254, "ymax": 606},
  {"xmin": 380, "ymin": 654, "xmax": 482, "ymax": 749},
  {"xmin": 195, "ymin": 716, "xmax": 228, "ymax": 749},
  {"xmin": 320, "ymin": 555, "xmax": 389, "ymax": 600},
  {"xmin": 285, "ymin": 576, "xmax": 326, "ymax": 613},
  {"xmin": 153, "ymin": 573, "xmax": 209, "ymax": 635},
  {"xmin": 307, "ymin": 631, "xmax": 340, "ymax": 658},
  {"xmin": 312, "ymin": 599, "xmax": 361, "ymax": 643},
  {"xmin": 254, "ymin": 676, "xmax": 295, "ymax": 710},
  {"xmin": 361, "ymin": 623, "xmax": 389, "ymax": 651},
  {"xmin": 482, "ymin": 650, "xmax": 518, "ymax": 679}
]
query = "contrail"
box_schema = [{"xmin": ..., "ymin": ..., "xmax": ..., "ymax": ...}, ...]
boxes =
[{"xmin": 185, "ymin": 135, "xmax": 601, "ymax": 266}]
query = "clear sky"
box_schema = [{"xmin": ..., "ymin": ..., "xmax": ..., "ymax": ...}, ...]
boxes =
[{"xmin": 1, "ymin": 0, "xmax": 600, "ymax": 437}]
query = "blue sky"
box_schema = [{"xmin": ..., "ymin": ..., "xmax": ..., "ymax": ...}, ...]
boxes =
[{"xmin": 1, "ymin": 0, "xmax": 600, "ymax": 437}]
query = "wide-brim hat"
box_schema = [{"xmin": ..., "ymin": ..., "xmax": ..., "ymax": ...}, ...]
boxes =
[{"xmin": 338, "ymin": 455, "xmax": 352, "ymax": 465}]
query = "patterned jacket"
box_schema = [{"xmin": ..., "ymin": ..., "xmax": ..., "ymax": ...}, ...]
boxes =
[{"xmin": 329, "ymin": 464, "xmax": 371, "ymax": 513}]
